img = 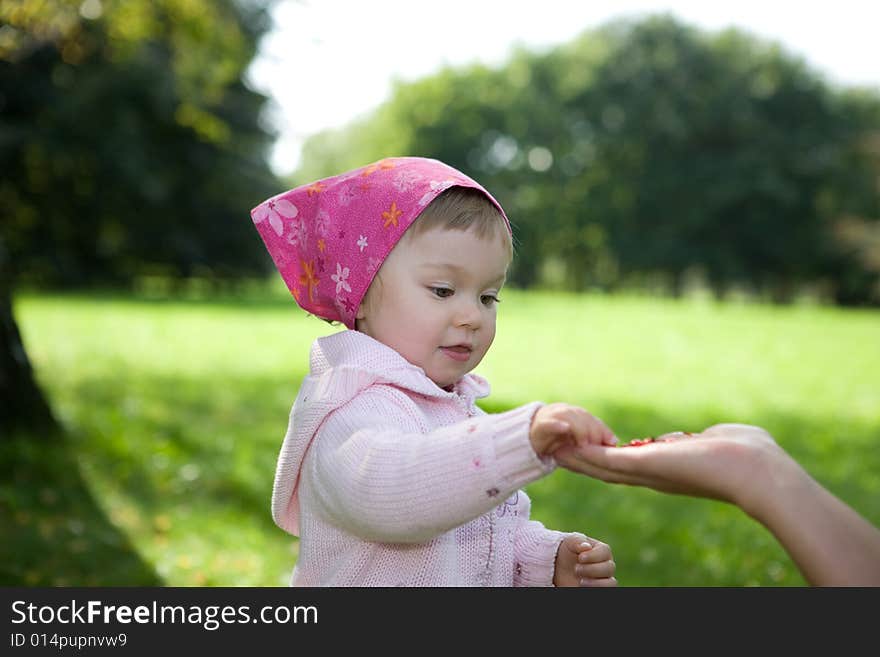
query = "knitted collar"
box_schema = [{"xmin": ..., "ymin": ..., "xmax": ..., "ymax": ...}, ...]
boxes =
[{"xmin": 309, "ymin": 330, "xmax": 491, "ymax": 403}]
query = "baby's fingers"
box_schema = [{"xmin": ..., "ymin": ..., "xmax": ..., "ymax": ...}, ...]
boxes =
[
  {"xmin": 579, "ymin": 576, "xmax": 618, "ymax": 588},
  {"xmin": 577, "ymin": 540, "xmax": 613, "ymax": 564},
  {"xmin": 576, "ymin": 559, "xmax": 616, "ymax": 580},
  {"xmin": 532, "ymin": 414, "xmax": 574, "ymax": 456},
  {"xmin": 569, "ymin": 409, "xmax": 617, "ymax": 446},
  {"xmin": 591, "ymin": 417, "xmax": 618, "ymax": 446},
  {"xmin": 560, "ymin": 533, "xmax": 590, "ymax": 556}
]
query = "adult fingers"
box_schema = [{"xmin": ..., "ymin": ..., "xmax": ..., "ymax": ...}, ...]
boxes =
[
  {"xmin": 555, "ymin": 443, "xmax": 647, "ymax": 478},
  {"xmin": 555, "ymin": 444, "xmax": 704, "ymax": 496}
]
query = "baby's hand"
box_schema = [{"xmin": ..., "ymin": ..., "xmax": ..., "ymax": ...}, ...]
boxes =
[
  {"xmin": 530, "ymin": 403, "xmax": 617, "ymax": 458},
  {"xmin": 553, "ymin": 534, "xmax": 617, "ymax": 587}
]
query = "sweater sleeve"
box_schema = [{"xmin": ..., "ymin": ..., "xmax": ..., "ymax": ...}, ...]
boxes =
[
  {"xmin": 301, "ymin": 387, "xmax": 555, "ymax": 543},
  {"xmin": 512, "ymin": 519, "xmax": 570, "ymax": 587}
]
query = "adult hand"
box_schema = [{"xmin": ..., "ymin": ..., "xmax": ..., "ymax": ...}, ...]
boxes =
[
  {"xmin": 553, "ymin": 423, "xmax": 791, "ymax": 514},
  {"xmin": 557, "ymin": 422, "xmax": 880, "ymax": 586}
]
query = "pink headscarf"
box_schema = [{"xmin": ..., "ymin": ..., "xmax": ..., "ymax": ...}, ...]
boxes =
[{"xmin": 250, "ymin": 156, "xmax": 510, "ymax": 328}]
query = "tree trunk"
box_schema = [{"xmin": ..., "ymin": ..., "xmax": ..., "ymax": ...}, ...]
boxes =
[{"xmin": 1, "ymin": 253, "xmax": 58, "ymax": 437}]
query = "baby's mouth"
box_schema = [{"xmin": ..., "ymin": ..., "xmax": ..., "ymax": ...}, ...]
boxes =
[{"xmin": 440, "ymin": 344, "xmax": 473, "ymax": 361}]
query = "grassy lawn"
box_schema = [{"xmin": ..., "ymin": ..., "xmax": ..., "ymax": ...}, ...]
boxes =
[{"xmin": 6, "ymin": 289, "xmax": 879, "ymax": 586}]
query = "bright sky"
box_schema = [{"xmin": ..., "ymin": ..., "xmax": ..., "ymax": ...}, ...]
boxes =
[{"xmin": 247, "ymin": 0, "xmax": 880, "ymax": 175}]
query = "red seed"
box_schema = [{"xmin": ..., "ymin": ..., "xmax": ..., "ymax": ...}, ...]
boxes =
[{"xmin": 622, "ymin": 436, "xmax": 656, "ymax": 447}]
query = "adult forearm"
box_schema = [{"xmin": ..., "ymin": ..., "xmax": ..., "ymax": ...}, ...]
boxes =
[{"xmin": 746, "ymin": 460, "xmax": 880, "ymax": 586}]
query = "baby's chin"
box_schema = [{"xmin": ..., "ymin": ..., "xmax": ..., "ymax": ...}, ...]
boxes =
[
  {"xmin": 430, "ymin": 376, "xmax": 461, "ymax": 391},
  {"xmin": 428, "ymin": 369, "xmax": 470, "ymax": 391},
  {"xmin": 426, "ymin": 352, "xmax": 485, "ymax": 389}
]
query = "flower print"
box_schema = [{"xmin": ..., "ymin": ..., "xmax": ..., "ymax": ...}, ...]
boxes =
[
  {"xmin": 306, "ymin": 182, "xmax": 324, "ymax": 196},
  {"xmin": 314, "ymin": 209, "xmax": 330, "ymax": 237},
  {"xmin": 331, "ymin": 262, "xmax": 351, "ymax": 294},
  {"xmin": 253, "ymin": 198, "xmax": 297, "ymax": 237},
  {"xmin": 286, "ymin": 217, "xmax": 307, "ymax": 248},
  {"xmin": 382, "ymin": 201, "xmax": 402, "ymax": 228},
  {"xmin": 366, "ymin": 256, "xmax": 381, "ymax": 276},
  {"xmin": 298, "ymin": 259, "xmax": 319, "ymax": 303},
  {"xmin": 360, "ymin": 158, "xmax": 397, "ymax": 178},
  {"xmin": 317, "ymin": 238, "xmax": 326, "ymax": 253},
  {"xmin": 357, "ymin": 235, "xmax": 368, "ymax": 252},
  {"xmin": 417, "ymin": 180, "xmax": 454, "ymax": 207},
  {"xmin": 336, "ymin": 296, "xmax": 356, "ymax": 316},
  {"xmin": 337, "ymin": 185, "xmax": 358, "ymax": 207},
  {"xmin": 393, "ymin": 169, "xmax": 422, "ymax": 192}
]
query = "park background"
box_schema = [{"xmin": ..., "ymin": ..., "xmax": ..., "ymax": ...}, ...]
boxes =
[{"xmin": 2, "ymin": 0, "xmax": 878, "ymax": 586}]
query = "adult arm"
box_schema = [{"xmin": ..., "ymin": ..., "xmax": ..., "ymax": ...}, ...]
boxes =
[{"xmin": 555, "ymin": 424, "xmax": 880, "ymax": 586}]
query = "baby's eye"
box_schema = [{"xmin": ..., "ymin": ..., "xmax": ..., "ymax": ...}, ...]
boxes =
[
  {"xmin": 430, "ymin": 286, "xmax": 454, "ymax": 298},
  {"xmin": 481, "ymin": 294, "xmax": 501, "ymax": 306}
]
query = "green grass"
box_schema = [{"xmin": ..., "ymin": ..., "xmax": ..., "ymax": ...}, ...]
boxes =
[{"xmin": 5, "ymin": 289, "xmax": 879, "ymax": 586}]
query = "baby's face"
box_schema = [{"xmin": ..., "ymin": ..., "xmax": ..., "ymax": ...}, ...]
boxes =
[{"xmin": 356, "ymin": 226, "xmax": 509, "ymax": 389}]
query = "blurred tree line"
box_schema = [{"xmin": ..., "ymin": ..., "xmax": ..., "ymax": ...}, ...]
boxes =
[
  {"xmin": 295, "ymin": 16, "xmax": 880, "ymax": 306},
  {"xmin": 3, "ymin": 9, "xmax": 880, "ymax": 433},
  {"xmin": 1, "ymin": 0, "xmax": 279, "ymax": 433}
]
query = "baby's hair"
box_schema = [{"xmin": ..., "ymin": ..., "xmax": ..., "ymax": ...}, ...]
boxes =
[
  {"xmin": 405, "ymin": 187, "xmax": 513, "ymax": 260},
  {"xmin": 342, "ymin": 187, "xmax": 513, "ymax": 327},
  {"xmin": 348, "ymin": 187, "xmax": 514, "ymax": 330}
]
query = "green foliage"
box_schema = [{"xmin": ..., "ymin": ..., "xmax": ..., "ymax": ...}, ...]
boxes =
[
  {"xmin": 1, "ymin": 0, "xmax": 280, "ymax": 287},
  {"xmin": 298, "ymin": 14, "xmax": 880, "ymax": 304},
  {"xmin": 8, "ymin": 290, "xmax": 879, "ymax": 586}
]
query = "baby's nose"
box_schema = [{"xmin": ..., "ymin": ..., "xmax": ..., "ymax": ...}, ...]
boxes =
[{"xmin": 454, "ymin": 298, "xmax": 482, "ymax": 328}]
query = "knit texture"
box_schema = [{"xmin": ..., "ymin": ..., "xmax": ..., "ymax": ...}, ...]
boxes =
[{"xmin": 271, "ymin": 330, "xmax": 570, "ymax": 586}]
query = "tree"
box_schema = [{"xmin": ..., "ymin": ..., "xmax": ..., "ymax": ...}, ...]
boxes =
[
  {"xmin": 1, "ymin": 241, "xmax": 57, "ymax": 433},
  {"xmin": 295, "ymin": 14, "xmax": 880, "ymax": 303},
  {"xmin": 1, "ymin": 0, "xmax": 279, "ymax": 435}
]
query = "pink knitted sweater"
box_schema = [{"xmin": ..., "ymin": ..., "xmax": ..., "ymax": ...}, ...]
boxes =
[{"xmin": 271, "ymin": 330, "xmax": 571, "ymax": 586}]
